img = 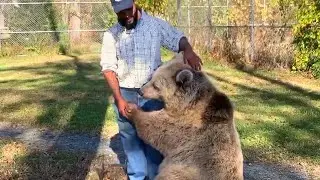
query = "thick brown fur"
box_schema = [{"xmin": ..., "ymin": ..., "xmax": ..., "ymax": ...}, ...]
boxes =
[{"xmin": 127, "ymin": 53, "xmax": 243, "ymax": 180}]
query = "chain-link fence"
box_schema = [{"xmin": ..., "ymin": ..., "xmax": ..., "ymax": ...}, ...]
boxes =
[
  {"xmin": 1, "ymin": 0, "xmax": 297, "ymax": 69},
  {"xmin": 0, "ymin": 0, "xmax": 116, "ymax": 56},
  {"xmin": 175, "ymin": 0, "xmax": 296, "ymax": 69}
]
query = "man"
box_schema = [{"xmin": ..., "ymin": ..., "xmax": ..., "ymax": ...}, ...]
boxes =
[{"xmin": 100, "ymin": 0, "xmax": 202, "ymax": 179}]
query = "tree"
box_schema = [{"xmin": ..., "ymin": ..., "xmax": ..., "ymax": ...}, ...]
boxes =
[
  {"xmin": 136, "ymin": 0, "xmax": 169, "ymax": 16},
  {"xmin": 293, "ymin": 0, "xmax": 320, "ymax": 78}
]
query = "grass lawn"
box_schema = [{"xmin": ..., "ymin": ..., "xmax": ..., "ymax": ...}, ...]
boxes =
[
  {"xmin": 204, "ymin": 60, "xmax": 320, "ymax": 177},
  {"xmin": 0, "ymin": 54, "xmax": 116, "ymax": 135},
  {"xmin": 0, "ymin": 52, "xmax": 319, "ymax": 178}
]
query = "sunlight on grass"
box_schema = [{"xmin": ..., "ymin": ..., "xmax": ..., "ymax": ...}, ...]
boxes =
[
  {"xmin": 0, "ymin": 141, "xmax": 91, "ymax": 180},
  {"xmin": 0, "ymin": 138, "xmax": 122, "ymax": 180},
  {"xmin": 0, "ymin": 140, "xmax": 29, "ymax": 178},
  {"xmin": 0, "ymin": 54, "xmax": 113, "ymax": 135},
  {"xmin": 203, "ymin": 59, "xmax": 320, "ymax": 176}
]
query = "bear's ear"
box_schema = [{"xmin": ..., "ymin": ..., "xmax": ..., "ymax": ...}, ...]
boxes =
[
  {"xmin": 176, "ymin": 69, "xmax": 194, "ymax": 86},
  {"xmin": 206, "ymin": 92, "xmax": 234, "ymax": 122}
]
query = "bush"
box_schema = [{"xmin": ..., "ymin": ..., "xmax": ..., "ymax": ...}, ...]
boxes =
[
  {"xmin": 293, "ymin": 0, "xmax": 320, "ymax": 78},
  {"xmin": 136, "ymin": 0, "xmax": 169, "ymax": 16},
  {"xmin": 311, "ymin": 61, "xmax": 320, "ymax": 78}
]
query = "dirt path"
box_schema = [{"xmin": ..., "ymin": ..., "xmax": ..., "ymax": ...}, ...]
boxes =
[{"xmin": 0, "ymin": 122, "xmax": 310, "ymax": 180}]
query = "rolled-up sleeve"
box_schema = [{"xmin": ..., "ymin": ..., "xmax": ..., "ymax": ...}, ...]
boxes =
[
  {"xmin": 156, "ymin": 18, "xmax": 185, "ymax": 52},
  {"xmin": 100, "ymin": 31, "xmax": 118, "ymax": 73}
]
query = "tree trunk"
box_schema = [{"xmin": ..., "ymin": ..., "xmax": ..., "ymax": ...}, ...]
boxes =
[{"xmin": 69, "ymin": 1, "xmax": 81, "ymax": 46}]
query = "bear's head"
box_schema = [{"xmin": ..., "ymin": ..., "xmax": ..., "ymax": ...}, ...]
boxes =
[
  {"xmin": 139, "ymin": 53, "xmax": 233, "ymax": 122},
  {"xmin": 139, "ymin": 53, "xmax": 207, "ymax": 102}
]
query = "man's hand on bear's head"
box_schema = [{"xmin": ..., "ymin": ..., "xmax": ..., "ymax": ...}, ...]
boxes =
[
  {"xmin": 183, "ymin": 49, "xmax": 203, "ymax": 71},
  {"xmin": 125, "ymin": 102, "xmax": 139, "ymax": 119}
]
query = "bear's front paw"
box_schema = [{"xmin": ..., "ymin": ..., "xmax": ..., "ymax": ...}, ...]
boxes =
[{"xmin": 126, "ymin": 103, "xmax": 138, "ymax": 119}]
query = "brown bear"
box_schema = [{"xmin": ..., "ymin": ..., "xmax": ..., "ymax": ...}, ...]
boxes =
[{"xmin": 126, "ymin": 53, "xmax": 243, "ymax": 180}]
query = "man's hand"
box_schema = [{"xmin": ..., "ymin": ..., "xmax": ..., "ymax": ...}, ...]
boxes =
[
  {"xmin": 115, "ymin": 97, "xmax": 130, "ymax": 118},
  {"xmin": 183, "ymin": 48, "xmax": 203, "ymax": 71},
  {"xmin": 125, "ymin": 103, "xmax": 138, "ymax": 120},
  {"xmin": 179, "ymin": 37, "xmax": 203, "ymax": 71},
  {"xmin": 103, "ymin": 71, "xmax": 132, "ymax": 118}
]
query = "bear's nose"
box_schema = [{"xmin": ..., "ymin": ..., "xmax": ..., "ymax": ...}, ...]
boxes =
[{"xmin": 138, "ymin": 89, "xmax": 144, "ymax": 96}]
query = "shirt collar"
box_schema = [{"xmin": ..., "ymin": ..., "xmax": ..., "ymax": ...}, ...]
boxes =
[{"xmin": 140, "ymin": 9, "xmax": 147, "ymax": 20}]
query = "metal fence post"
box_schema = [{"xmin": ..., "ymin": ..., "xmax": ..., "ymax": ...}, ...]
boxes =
[
  {"xmin": 177, "ymin": 0, "xmax": 181, "ymax": 25},
  {"xmin": 187, "ymin": 0, "xmax": 191, "ymax": 42},
  {"xmin": 249, "ymin": 0, "xmax": 255, "ymax": 62},
  {"xmin": 227, "ymin": 0, "xmax": 229, "ymax": 38},
  {"xmin": 207, "ymin": 0, "xmax": 212, "ymax": 50},
  {"xmin": 0, "ymin": 4, "xmax": 4, "ymax": 51}
]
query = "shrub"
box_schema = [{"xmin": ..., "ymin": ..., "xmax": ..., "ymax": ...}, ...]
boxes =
[{"xmin": 293, "ymin": 0, "xmax": 320, "ymax": 78}]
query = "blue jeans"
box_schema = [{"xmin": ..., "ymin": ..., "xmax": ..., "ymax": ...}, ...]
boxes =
[{"xmin": 113, "ymin": 87, "xmax": 164, "ymax": 180}]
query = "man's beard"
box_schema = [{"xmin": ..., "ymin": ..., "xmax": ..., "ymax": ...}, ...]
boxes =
[{"xmin": 118, "ymin": 11, "xmax": 138, "ymax": 30}]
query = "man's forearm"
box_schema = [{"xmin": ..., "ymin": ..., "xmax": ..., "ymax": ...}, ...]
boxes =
[
  {"xmin": 178, "ymin": 37, "xmax": 193, "ymax": 52},
  {"xmin": 178, "ymin": 36, "xmax": 202, "ymax": 70},
  {"xmin": 103, "ymin": 71, "xmax": 123, "ymax": 101}
]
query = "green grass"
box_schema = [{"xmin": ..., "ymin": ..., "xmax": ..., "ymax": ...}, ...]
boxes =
[
  {"xmin": 1, "ymin": 53, "xmax": 320, "ymax": 177},
  {"xmin": 0, "ymin": 139, "xmax": 98, "ymax": 180},
  {"xmin": 204, "ymin": 61, "xmax": 320, "ymax": 176},
  {"xmin": 0, "ymin": 54, "xmax": 115, "ymax": 134},
  {"xmin": 0, "ymin": 54, "xmax": 119, "ymax": 179}
]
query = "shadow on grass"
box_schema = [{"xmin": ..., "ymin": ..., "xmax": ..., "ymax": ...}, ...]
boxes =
[
  {"xmin": 238, "ymin": 67, "xmax": 320, "ymax": 100},
  {"xmin": 33, "ymin": 56, "xmax": 108, "ymax": 179},
  {"xmin": 206, "ymin": 72, "xmax": 320, "ymax": 163},
  {"xmin": 0, "ymin": 55, "xmax": 120, "ymax": 179},
  {"xmin": 110, "ymin": 134, "xmax": 127, "ymax": 165}
]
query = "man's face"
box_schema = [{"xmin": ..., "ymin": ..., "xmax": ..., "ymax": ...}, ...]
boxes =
[{"xmin": 116, "ymin": 4, "xmax": 138, "ymax": 30}]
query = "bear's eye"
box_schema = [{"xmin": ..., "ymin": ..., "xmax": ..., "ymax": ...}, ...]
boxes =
[{"xmin": 153, "ymin": 82, "xmax": 160, "ymax": 90}]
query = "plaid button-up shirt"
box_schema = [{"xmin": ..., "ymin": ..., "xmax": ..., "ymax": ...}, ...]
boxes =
[{"xmin": 100, "ymin": 10, "xmax": 185, "ymax": 88}]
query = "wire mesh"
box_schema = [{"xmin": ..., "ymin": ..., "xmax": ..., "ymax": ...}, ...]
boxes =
[
  {"xmin": 0, "ymin": 0, "xmax": 297, "ymax": 69},
  {"xmin": 0, "ymin": 0, "xmax": 115, "ymax": 56}
]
